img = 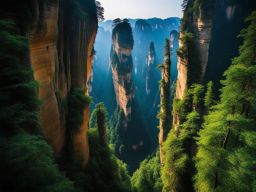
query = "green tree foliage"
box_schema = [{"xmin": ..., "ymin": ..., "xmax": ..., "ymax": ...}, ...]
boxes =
[
  {"xmin": 0, "ymin": 20, "xmax": 40, "ymax": 134},
  {"xmin": 158, "ymin": 39, "xmax": 172, "ymax": 139},
  {"xmin": 66, "ymin": 104, "xmax": 131, "ymax": 192},
  {"xmin": 83, "ymin": 128, "xmax": 132, "ymax": 192},
  {"xmin": 194, "ymin": 11, "xmax": 256, "ymax": 192},
  {"xmin": 109, "ymin": 108, "xmax": 126, "ymax": 155},
  {"xmin": 0, "ymin": 20, "xmax": 75, "ymax": 192},
  {"xmin": 161, "ymin": 129, "xmax": 189, "ymax": 192},
  {"xmin": 0, "ymin": 132, "xmax": 75, "ymax": 192},
  {"xmin": 91, "ymin": 102, "xmax": 108, "ymax": 144},
  {"xmin": 67, "ymin": 88, "xmax": 92, "ymax": 131},
  {"xmin": 131, "ymin": 152, "xmax": 162, "ymax": 192},
  {"xmin": 204, "ymin": 81, "xmax": 215, "ymax": 111},
  {"xmin": 177, "ymin": 31, "xmax": 193, "ymax": 60},
  {"xmin": 162, "ymin": 84, "xmax": 204, "ymax": 192}
]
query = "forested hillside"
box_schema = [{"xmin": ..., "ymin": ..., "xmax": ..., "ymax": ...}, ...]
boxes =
[{"xmin": 0, "ymin": 0, "xmax": 256, "ymax": 192}]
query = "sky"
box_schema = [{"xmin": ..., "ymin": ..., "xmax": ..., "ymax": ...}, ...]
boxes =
[{"xmin": 97, "ymin": 0, "xmax": 184, "ymax": 20}]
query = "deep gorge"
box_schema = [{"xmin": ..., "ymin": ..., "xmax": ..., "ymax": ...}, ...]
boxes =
[{"xmin": 0, "ymin": 0, "xmax": 256, "ymax": 192}]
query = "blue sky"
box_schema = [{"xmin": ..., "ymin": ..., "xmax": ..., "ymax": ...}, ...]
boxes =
[{"xmin": 98, "ymin": 0, "xmax": 184, "ymax": 20}]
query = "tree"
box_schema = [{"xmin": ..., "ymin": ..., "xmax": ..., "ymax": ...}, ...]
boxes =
[
  {"xmin": 0, "ymin": 133, "xmax": 75, "ymax": 192},
  {"xmin": 158, "ymin": 39, "xmax": 172, "ymax": 164},
  {"xmin": 158, "ymin": 39, "xmax": 172, "ymax": 140},
  {"xmin": 96, "ymin": 1, "xmax": 104, "ymax": 22},
  {"xmin": 0, "ymin": 20, "xmax": 40, "ymax": 134},
  {"xmin": 162, "ymin": 84, "xmax": 204, "ymax": 192},
  {"xmin": 181, "ymin": 0, "xmax": 190, "ymax": 11},
  {"xmin": 131, "ymin": 152, "xmax": 162, "ymax": 192},
  {"xmin": 67, "ymin": 88, "xmax": 92, "ymax": 131},
  {"xmin": 194, "ymin": 11, "xmax": 256, "ymax": 192},
  {"xmin": 93, "ymin": 103, "xmax": 107, "ymax": 144},
  {"xmin": 204, "ymin": 81, "xmax": 215, "ymax": 112}
]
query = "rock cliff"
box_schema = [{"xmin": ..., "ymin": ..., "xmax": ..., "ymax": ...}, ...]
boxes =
[
  {"xmin": 29, "ymin": 0, "xmax": 98, "ymax": 167},
  {"xmin": 175, "ymin": 1, "xmax": 215, "ymax": 101},
  {"xmin": 145, "ymin": 42, "xmax": 156, "ymax": 95},
  {"xmin": 111, "ymin": 20, "xmax": 134, "ymax": 119},
  {"xmin": 174, "ymin": 0, "xmax": 256, "ymax": 130}
]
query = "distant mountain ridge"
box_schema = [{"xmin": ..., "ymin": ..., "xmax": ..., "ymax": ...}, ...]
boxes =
[{"xmin": 99, "ymin": 17, "xmax": 180, "ymax": 32}]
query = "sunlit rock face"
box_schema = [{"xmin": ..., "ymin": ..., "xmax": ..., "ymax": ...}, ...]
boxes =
[
  {"xmin": 175, "ymin": 3, "xmax": 214, "ymax": 100},
  {"xmin": 175, "ymin": 32, "xmax": 189, "ymax": 100},
  {"xmin": 29, "ymin": 0, "xmax": 98, "ymax": 167},
  {"xmin": 29, "ymin": 0, "xmax": 63, "ymax": 153},
  {"xmin": 111, "ymin": 20, "xmax": 134, "ymax": 119},
  {"xmin": 174, "ymin": 0, "xmax": 256, "ymax": 131}
]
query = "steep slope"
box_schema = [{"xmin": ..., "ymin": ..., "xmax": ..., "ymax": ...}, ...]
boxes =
[
  {"xmin": 174, "ymin": 0, "xmax": 256, "ymax": 128},
  {"xmin": 111, "ymin": 20, "xmax": 134, "ymax": 119},
  {"xmin": 160, "ymin": 0, "xmax": 256, "ymax": 191},
  {"xmin": 29, "ymin": 0, "xmax": 98, "ymax": 167}
]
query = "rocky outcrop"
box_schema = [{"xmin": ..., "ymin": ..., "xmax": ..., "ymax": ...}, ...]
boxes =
[
  {"xmin": 145, "ymin": 42, "xmax": 156, "ymax": 95},
  {"xmin": 175, "ymin": 4, "xmax": 214, "ymax": 100},
  {"xmin": 159, "ymin": 39, "xmax": 172, "ymax": 163},
  {"xmin": 174, "ymin": 0, "xmax": 256, "ymax": 130},
  {"xmin": 193, "ymin": 16, "xmax": 213, "ymax": 80},
  {"xmin": 29, "ymin": 0, "xmax": 98, "ymax": 167},
  {"xmin": 29, "ymin": 0, "xmax": 63, "ymax": 153},
  {"xmin": 175, "ymin": 33, "xmax": 189, "ymax": 100},
  {"xmin": 111, "ymin": 20, "xmax": 134, "ymax": 119}
]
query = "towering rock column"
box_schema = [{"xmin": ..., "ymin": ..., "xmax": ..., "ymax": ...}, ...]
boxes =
[
  {"xmin": 110, "ymin": 20, "xmax": 134, "ymax": 120},
  {"xmin": 158, "ymin": 39, "xmax": 172, "ymax": 163},
  {"xmin": 145, "ymin": 42, "xmax": 157, "ymax": 95},
  {"xmin": 29, "ymin": 0, "xmax": 98, "ymax": 167},
  {"xmin": 174, "ymin": 0, "xmax": 215, "ymax": 132}
]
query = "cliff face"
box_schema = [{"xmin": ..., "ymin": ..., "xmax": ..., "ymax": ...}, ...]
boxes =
[
  {"xmin": 111, "ymin": 20, "xmax": 134, "ymax": 119},
  {"xmin": 175, "ymin": 3, "xmax": 214, "ymax": 100},
  {"xmin": 145, "ymin": 42, "xmax": 156, "ymax": 95},
  {"xmin": 175, "ymin": 0, "xmax": 256, "ymax": 100},
  {"xmin": 29, "ymin": 0, "xmax": 98, "ymax": 166},
  {"xmin": 174, "ymin": 0, "xmax": 256, "ymax": 130},
  {"xmin": 159, "ymin": 40, "xmax": 172, "ymax": 163},
  {"xmin": 29, "ymin": 0, "xmax": 63, "ymax": 153}
]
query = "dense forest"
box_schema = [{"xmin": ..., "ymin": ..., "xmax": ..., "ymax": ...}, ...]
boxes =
[{"xmin": 0, "ymin": 0, "xmax": 256, "ymax": 192}]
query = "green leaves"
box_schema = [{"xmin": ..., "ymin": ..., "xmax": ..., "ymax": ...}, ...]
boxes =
[
  {"xmin": 67, "ymin": 88, "xmax": 92, "ymax": 131},
  {"xmin": 0, "ymin": 20, "xmax": 40, "ymax": 134},
  {"xmin": 131, "ymin": 153, "xmax": 162, "ymax": 192},
  {"xmin": 194, "ymin": 11, "xmax": 256, "ymax": 192},
  {"xmin": 0, "ymin": 133, "xmax": 75, "ymax": 192}
]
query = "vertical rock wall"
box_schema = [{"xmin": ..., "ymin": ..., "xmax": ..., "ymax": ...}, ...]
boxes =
[
  {"xmin": 111, "ymin": 20, "xmax": 134, "ymax": 120},
  {"xmin": 29, "ymin": 0, "xmax": 98, "ymax": 166}
]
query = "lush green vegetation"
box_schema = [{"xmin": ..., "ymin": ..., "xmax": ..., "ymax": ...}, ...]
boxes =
[
  {"xmin": 67, "ymin": 88, "xmax": 92, "ymax": 131},
  {"xmin": 161, "ymin": 10, "xmax": 256, "ymax": 192},
  {"xmin": 161, "ymin": 84, "xmax": 204, "ymax": 192},
  {"xmin": 0, "ymin": 132, "xmax": 75, "ymax": 192},
  {"xmin": 204, "ymin": 81, "xmax": 215, "ymax": 111},
  {"xmin": 0, "ymin": 20, "xmax": 40, "ymax": 134},
  {"xmin": 109, "ymin": 107, "xmax": 126, "ymax": 155},
  {"xmin": 131, "ymin": 152, "xmax": 162, "ymax": 192},
  {"xmin": 194, "ymin": 11, "xmax": 256, "ymax": 192},
  {"xmin": 85, "ymin": 128, "xmax": 132, "ymax": 192},
  {"xmin": 0, "ymin": 20, "xmax": 75, "ymax": 191},
  {"xmin": 158, "ymin": 39, "xmax": 172, "ymax": 139},
  {"xmin": 67, "ymin": 103, "xmax": 132, "ymax": 192}
]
